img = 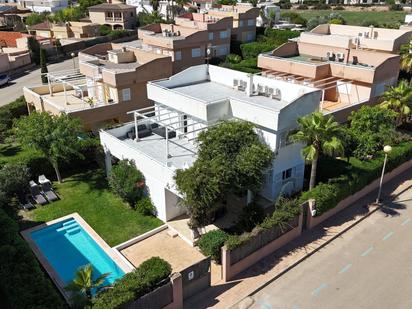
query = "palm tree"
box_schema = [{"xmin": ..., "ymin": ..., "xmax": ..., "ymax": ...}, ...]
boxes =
[
  {"xmin": 290, "ymin": 112, "xmax": 344, "ymax": 190},
  {"xmin": 400, "ymin": 43, "xmax": 412, "ymax": 85},
  {"xmin": 380, "ymin": 80, "xmax": 412, "ymax": 126},
  {"xmin": 65, "ymin": 264, "xmax": 110, "ymax": 301}
]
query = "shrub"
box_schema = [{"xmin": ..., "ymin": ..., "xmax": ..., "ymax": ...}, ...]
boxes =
[
  {"xmin": 0, "ymin": 96, "xmax": 27, "ymax": 142},
  {"xmin": 312, "ymin": 3, "xmax": 331, "ymax": 9},
  {"xmin": 297, "ymin": 4, "xmax": 308, "ymax": 9},
  {"xmin": 333, "ymin": 5, "xmax": 345, "ymax": 10},
  {"xmin": 0, "ymin": 209, "xmax": 65, "ymax": 309},
  {"xmin": 93, "ymin": 257, "xmax": 172, "ymax": 308},
  {"xmin": 108, "ymin": 29, "xmax": 130, "ymax": 39},
  {"xmin": 136, "ymin": 196, "xmax": 156, "ymax": 216},
  {"xmin": 281, "ymin": 12, "xmax": 307, "ymax": 26},
  {"xmin": 99, "ymin": 24, "xmax": 111, "ymax": 36},
  {"xmin": 0, "ymin": 163, "xmax": 30, "ymax": 198},
  {"xmin": 390, "ymin": 4, "xmax": 402, "ymax": 11},
  {"xmin": 229, "ymin": 202, "xmax": 265, "ymax": 234},
  {"xmin": 108, "ymin": 159, "xmax": 144, "ymax": 207},
  {"xmin": 196, "ymin": 230, "xmax": 229, "ymax": 263},
  {"xmin": 240, "ymin": 41, "xmax": 275, "ymax": 59},
  {"xmin": 226, "ymin": 53, "xmax": 242, "ymax": 64}
]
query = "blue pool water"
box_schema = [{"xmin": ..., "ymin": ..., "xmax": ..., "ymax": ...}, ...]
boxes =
[{"xmin": 31, "ymin": 218, "xmax": 124, "ymax": 287}]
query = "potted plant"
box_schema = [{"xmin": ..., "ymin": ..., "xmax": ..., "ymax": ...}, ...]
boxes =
[{"xmin": 86, "ymin": 97, "xmax": 95, "ymax": 107}]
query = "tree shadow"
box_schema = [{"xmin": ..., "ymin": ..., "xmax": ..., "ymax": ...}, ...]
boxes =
[{"xmin": 0, "ymin": 143, "xmax": 22, "ymax": 157}]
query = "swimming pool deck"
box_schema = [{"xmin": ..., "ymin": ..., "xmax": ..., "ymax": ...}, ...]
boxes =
[{"xmin": 21, "ymin": 213, "xmax": 133, "ymax": 304}]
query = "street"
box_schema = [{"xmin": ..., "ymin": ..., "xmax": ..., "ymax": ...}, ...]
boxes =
[
  {"xmin": 248, "ymin": 181, "xmax": 412, "ymax": 309},
  {"xmin": 0, "ymin": 57, "xmax": 78, "ymax": 107}
]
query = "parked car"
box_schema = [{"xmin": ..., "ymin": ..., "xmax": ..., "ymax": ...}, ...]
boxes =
[{"xmin": 0, "ymin": 74, "xmax": 9, "ymax": 86}]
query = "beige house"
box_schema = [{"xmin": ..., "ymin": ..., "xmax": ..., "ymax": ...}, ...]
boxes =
[
  {"xmin": 257, "ymin": 24, "xmax": 404, "ymax": 120},
  {"xmin": 206, "ymin": 4, "xmax": 259, "ymax": 42},
  {"xmin": 23, "ymin": 42, "xmax": 172, "ymax": 130},
  {"xmin": 28, "ymin": 21, "xmax": 100, "ymax": 39},
  {"xmin": 88, "ymin": 3, "xmax": 136, "ymax": 30},
  {"xmin": 175, "ymin": 12, "xmax": 233, "ymax": 58},
  {"xmin": 0, "ymin": 48, "xmax": 31, "ymax": 73},
  {"xmin": 137, "ymin": 23, "xmax": 210, "ymax": 73}
]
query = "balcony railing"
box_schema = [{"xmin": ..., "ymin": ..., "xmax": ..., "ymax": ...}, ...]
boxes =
[{"xmin": 105, "ymin": 17, "xmax": 123, "ymax": 22}]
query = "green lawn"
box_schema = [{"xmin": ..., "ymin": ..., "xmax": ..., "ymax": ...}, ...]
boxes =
[
  {"xmin": 293, "ymin": 10, "xmax": 406, "ymax": 26},
  {"xmin": 25, "ymin": 169, "xmax": 162, "ymax": 246},
  {"xmin": 0, "ymin": 143, "xmax": 41, "ymax": 165}
]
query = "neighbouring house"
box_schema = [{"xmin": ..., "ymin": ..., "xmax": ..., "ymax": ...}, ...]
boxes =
[
  {"xmin": 0, "ymin": 31, "xmax": 34, "ymax": 73},
  {"xmin": 205, "ymin": 4, "xmax": 259, "ymax": 42},
  {"xmin": 175, "ymin": 12, "xmax": 233, "ymax": 58},
  {"xmin": 257, "ymin": 24, "xmax": 404, "ymax": 121},
  {"xmin": 190, "ymin": 0, "xmax": 213, "ymax": 11},
  {"xmin": 88, "ymin": 3, "xmax": 137, "ymax": 30},
  {"xmin": 100, "ymin": 64, "xmax": 322, "ymax": 222},
  {"xmin": 28, "ymin": 21, "xmax": 101, "ymax": 39},
  {"xmin": 27, "ymin": 21, "xmax": 53, "ymax": 38},
  {"xmin": 0, "ymin": 6, "xmax": 30, "ymax": 31},
  {"xmin": 23, "ymin": 41, "xmax": 172, "ymax": 130},
  {"xmin": 137, "ymin": 23, "xmax": 210, "ymax": 73},
  {"xmin": 18, "ymin": 0, "xmax": 68, "ymax": 13}
]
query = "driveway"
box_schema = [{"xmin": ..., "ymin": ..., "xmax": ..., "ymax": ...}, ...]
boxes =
[{"xmin": 0, "ymin": 57, "xmax": 78, "ymax": 107}]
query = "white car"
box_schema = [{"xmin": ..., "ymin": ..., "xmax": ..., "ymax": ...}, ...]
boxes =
[{"xmin": 0, "ymin": 74, "xmax": 10, "ymax": 86}]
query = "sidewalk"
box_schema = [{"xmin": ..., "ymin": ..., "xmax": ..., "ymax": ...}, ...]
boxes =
[{"xmin": 184, "ymin": 167, "xmax": 412, "ymax": 309}]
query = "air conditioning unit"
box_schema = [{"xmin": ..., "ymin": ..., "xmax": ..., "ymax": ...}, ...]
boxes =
[
  {"xmin": 256, "ymin": 84, "xmax": 264, "ymax": 94},
  {"xmin": 233, "ymin": 79, "xmax": 239, "ymax": 88},
  {"xmin": 337, "ymin": 52, "xmax": 345, "ymax": 62},
  {"xmin": 268, "ymin": 87, "xmax": 274, "ymax": 96},
  {"xmin": 264, "ymin": 86, "xmax": 269, "ymax": 96},
  {"xmin": 272, "ymin": 88, "xmax": 281, "ymax": 100}
]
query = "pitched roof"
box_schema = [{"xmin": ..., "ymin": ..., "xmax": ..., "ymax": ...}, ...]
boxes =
[
  {"xmin": 88, "ymin": 3, "xmax": 135, "ymax": 11},
  {"xmin": 28, "ymin": 21, "xmax": 51, "ymax": 31},
  {"xmin": 0, "ymin": 31, "xmax": 28, "ymax": 47}
]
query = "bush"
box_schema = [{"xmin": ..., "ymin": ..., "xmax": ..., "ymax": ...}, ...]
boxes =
[
  {"xmin": 240, "ymin": 41, "xmax": 275, "ymax": 59},
  {"xmin": 108, "ymin": 29, "xmax": 130, "ymax": 39},
  {"xmin": 281, "ymin": 12, "xmax": 307, "ymax": 26},
  {"xmin": 108, "ymin": 159, "xmax": 144, "ymax": 207},
  {"xmin": 136, "ymin": 196, "xmax": 156, "ymax": 216},
  {"xmin": 229, "ymin": 202, "xmax": 265, "ymax": 234},
  {"xmin": 93, "ymin": 257, "xmax": 172, "ymax": 308},
  {"xmin": 297, "ymin": 4, "xmax": 308, "ymax": 9},
  {"xmin": 0, "ymin": 209, "xmax": 65, "ymax": 309},
  {"xmin": 196, "ymin": 230, "xmax": 229, "ymax": 263},
  {"xmin": 0, "ymin": 96, "xmax": 27, "ymax": 142},
  {"xmin": 312, "ymin": 3, "xmax": 331, "ymax": 9},
  {"xmin": 333, "ymin": 5, "xmax": 345, "ymax": 10},
  {"xmin": 226, "ymin": 53, "xmax": 242, "ymax": 64},
  {"xmin": 99, "ymin": 24, "xmax": 111, "ymax": 36},
  {"xmin": 390, "ymin": 4, "xmax": 402, "ymax": 11}
]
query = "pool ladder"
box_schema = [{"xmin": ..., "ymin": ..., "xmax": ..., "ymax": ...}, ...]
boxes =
[{"xmin": 56, "ymin": 219, "xmax": 81, "ymax": 235}]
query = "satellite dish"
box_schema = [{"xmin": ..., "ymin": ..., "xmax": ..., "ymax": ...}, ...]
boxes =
[{"xmin": 207, "ymin": 48, "xmax": 211, "ymax": 56}]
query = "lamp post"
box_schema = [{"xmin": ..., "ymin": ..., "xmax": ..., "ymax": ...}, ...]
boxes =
[
  {"xmin": 376, "ymin": 145, "xmax": 392, "ymax": 204},
  {"xmin": 71, "ymin": 52, "xmax": 76, "ymax": 70}
]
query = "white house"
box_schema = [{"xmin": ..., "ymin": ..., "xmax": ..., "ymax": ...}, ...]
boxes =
[
  {"xmin": 100, "ymin": 65, "xmax": 322, "ymax": 222},
  {"xmin": 18, "ymin": 0, "xmax": 68, "ymax": 13}
]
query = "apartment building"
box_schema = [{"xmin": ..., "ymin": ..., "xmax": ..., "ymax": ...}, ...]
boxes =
[
  {"xmin": 0, "ymin": 31, "xmax": 33, "ymax": 73},
  {"xmin": 257, "ymin": 24, "xmax": 408, "ymax": 121},
  {"xmin": 23, "ymin": 42, "xmax": 172, "ymax": 130},
  {"xmin": 175, "ymin": 12, "xmax": 232, "ymax": 58},
  {"xmin": 206, "ymin": 4, "xmax": 259, "ymax": 42},
  {"xmin": 18, "ymin": 0, "xmax": 68, "ymax": 13},
  {"xmin": 88, "ymin": 3, "xmax": 136, "ymax": 30},
  {"xmin": 100, "ymin": 64, "xmax": 321, "ymax": 222}
]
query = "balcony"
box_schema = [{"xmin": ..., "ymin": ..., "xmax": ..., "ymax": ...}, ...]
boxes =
[{"xmin": 105, "ymin": 17, "xmax": 124, "ymax": 22}]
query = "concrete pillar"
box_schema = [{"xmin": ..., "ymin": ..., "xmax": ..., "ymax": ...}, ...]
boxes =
[
  {"xmin": 104, "ymin": 149, "xmax": 112, "ymax": 176},
  {"xmin": 171, "ymin": 273, "xmax": 183, "ymax": 309},
  {"xmin": 221, "ymin": 245, "xmax": 230, "ymax": 282},
  {"xmin": 246, "ymin": 73, "xmax": 253, "ymax": 97},
  {"xmin": 246, "ymin": 190, "xmax": 253, "ymax": 205}
]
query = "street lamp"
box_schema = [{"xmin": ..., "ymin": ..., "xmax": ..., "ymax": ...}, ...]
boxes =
[
  {"xmin": 71, "ymin": 52, "xmax": 76, "ymax": 70},
  {"xmin": 376, "ymin": 145, "xmax": 392, "ymax": 204}
]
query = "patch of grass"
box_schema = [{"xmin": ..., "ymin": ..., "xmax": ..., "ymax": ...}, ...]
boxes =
[
  {"xmin": 0, "ymin": 143, "xmax": 42, "ymax": 165},
  {"xmin": 294, "ymin": 9, "xmax": 406, "ymax": 26},
  {"xmin": 25, "ymin": 169, "xmax": 162, "ymax": 246}
]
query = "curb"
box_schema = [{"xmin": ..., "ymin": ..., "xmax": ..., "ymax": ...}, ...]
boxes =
[{"xmin": 231, "ymin": 203, "xmax": 382, "ymax": 308}]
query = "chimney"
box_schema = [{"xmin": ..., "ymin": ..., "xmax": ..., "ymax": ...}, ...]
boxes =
[{"xmin": 246, "ymin": 73, "xmax": 253, "ymax": 97}]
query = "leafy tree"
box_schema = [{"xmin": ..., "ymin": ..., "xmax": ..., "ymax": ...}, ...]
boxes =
[
  {"xmin": 281, "ymin": 12, "xmax": 307, "ymax": 27},
  {"xmin": 25, "ymin": 12, "xmax": 48, "ymax": 26},
  {"xmin": 66, "ymin": 264, "xmax": 110, "ymax": 305},
  {"xmin": 137, "ymin": 11, "xmax": 166, "ymax": 26},
  {"xmin": 150, "ymin": 0, "xmax": 160, "ymax": 11},
  {"xmin": 347, "ymin": 106, "xmax": 397, "ymax": 159},
  {"xmin": 27, "ymin": 36, "xmax": 41, "ymax": 65},
  {"xmin": 108, "ymin": 159, "xmax": 144, "ymax": 207},
  {"xmin": 99, "ymin": 24, "xmax": 111, "ymax": 36},
  {"xmin": 52, "ymin": 6, "xmax": 85, "ymax": 22},
  {"xmin": 380, "ymin": 80, "xmax": 412, "ymax": 125},
  {"xmin": 14, "ymin": 113, "xmax": 83, "ymax": 183},
  {"xmin": 0, "ymin": 163, "xmax": 30, "ymax": 198},
  {"xmin": 400, "ymin": 43, "xmax": 412, "ymax": 85},
  {"xmin": 290, "ymin": 112, "xmax": 343, "ymax": 190},
  {"xmin": 78, "ymin": 0, "xmax": 104, "ymax": 10},
  {"xmin": 174, "ymin": 120, "xmax": 273, "ymax": 228},
  {"xmin": 40, "ymin": 49, "xmax": 48, "ymax": 84}
]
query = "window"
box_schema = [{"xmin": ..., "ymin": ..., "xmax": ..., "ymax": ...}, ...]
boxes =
[
  {"xmin": 247, "ymin": 19, "xmax": 255, "ymax": 26},
  {"xmin": 219, "ymin": 30, "xmax": 228, "ymax": 39},
  {"xmin": 239, "ymin": 20, "xmax": 244, "ymax": 27},
  {"xmin": 174, "ymin": 51, "xmax": 182, "ymax": 61},
  {"xmin": 191, "ymin": 48, "xmax": 201, "ymax": 58},
  {"xmin": 130, "ymin": 12, "xmax": 133, "ymax": 17},
  {"xmin": 208, "ymin": 32, "xmax": 214, "ymax": 40},
  {"xmin": 246, "ymin": 31, "xmax": 255, "ymax": 42},
  {"xmin": 122, "ymin": 88, "xmax": 131, "ymax": 101},
  {"xmin": 282, "ymin": 168, "xmax": 292, "ymax": 180}
]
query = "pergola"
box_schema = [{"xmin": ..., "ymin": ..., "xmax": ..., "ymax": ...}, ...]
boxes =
[
  {"xmin": 127, "ymin": 103, "xmax": 214, "ymax": 159},
  {"xmin": 46, "ymin": 69, "xmax": 88, "ymax": 106}
]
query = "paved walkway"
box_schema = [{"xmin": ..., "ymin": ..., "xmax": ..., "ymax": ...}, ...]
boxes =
[{"xmin": 184, "ymin": 168, "xmax": 412, "ymax": 309}]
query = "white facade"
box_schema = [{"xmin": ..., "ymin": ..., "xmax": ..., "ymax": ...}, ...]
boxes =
[
  {"xmin": 18, "ymin": 0, "xmax": 68, "ymax": 12},
  {"xmin": 100, "ymin": 65, "xmax": 321, "ymax": 222}
]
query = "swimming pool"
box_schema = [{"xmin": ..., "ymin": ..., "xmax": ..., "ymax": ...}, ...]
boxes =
[{"xmin": 27, "ymin": 215, "xmax": 127, "ymax": 294}]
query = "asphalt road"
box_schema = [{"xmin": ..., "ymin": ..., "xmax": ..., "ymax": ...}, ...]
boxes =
[
  {"xmin": 0, "ymin": 57, "xmax": 78, "ymax": 107},
  {"xmin": 248, "ymin": 182, "xmax": 412, "ymax": 309}
]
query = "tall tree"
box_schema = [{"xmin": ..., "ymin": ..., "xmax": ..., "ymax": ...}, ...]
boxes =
[
  {"xmin": 14, "ymin": 113, "xmax": 83, "ymax": 183},
  {"xmin": 380, "ymin": 79, "xmax": 412, "ymax": 126},
  {"xmin": 290, "ymin": 112, "xmax": 343, "ymax": 190},
  {"xmin": 40, "ymin": 48, "xmax": 48, "ymax": 84},
  {"xmin": 65, "ymin": 264, "xmax": 109, "ymax": 305}
]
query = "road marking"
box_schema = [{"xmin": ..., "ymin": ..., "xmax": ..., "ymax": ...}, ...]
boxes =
[
  {"xmin": 383, "ymin": 231, "xmax": 394, "ymax": 241},
  {"xmin": 312, "ymin": 283, "xmax": 327, "ymax": 297},
  {"xmin": 339, "ymin": 263, "xmax": 352, "ymax": 274},
  {"xmin": 361, "ymin": 246, "xmax": 374, "ymax": 257},
  {"xmin": 401, "ymin": 218, "xmax": 411, "ymax": 226}
]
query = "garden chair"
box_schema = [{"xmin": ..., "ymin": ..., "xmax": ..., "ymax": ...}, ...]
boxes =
[
  {"xmin": 38, "ymin": 174, "xmax": 51, "ymax": 185},
  {"xmin": 29, "ymin": 181, "xmax": 48, "ymax": 205},
  {"xmin": 41, "ymin": 181, "xmax": 59, "ymax": 202}
]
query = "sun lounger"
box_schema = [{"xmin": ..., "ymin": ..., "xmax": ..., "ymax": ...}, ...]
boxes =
[
  {"xmin": 38, "ymin": 174, "xmax": 51, "ymax": 185},
  {"xmin": 29, "ymin": 180, "xmax": 48, "ymax": 205},
  {"xmin": 41, "ymin": 181, "xmax": 59, "ymax": 202}
]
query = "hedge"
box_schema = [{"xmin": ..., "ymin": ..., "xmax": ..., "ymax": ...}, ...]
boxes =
[
  {"xmin": 0, "ymin": 96, "xmax": 28, "ymax": 141},
  {"xmin": 300, "ymin": 140, "xmax": 412, "ymax": 216},
  {"xmin": 0, "ymin": 209, "xmax": 65, "ymax": 309},
  {"xmin": 196, "ymin": 229, "xmax": 229, "ymax": 264},
  {"xmin": 93, "ymin": 257, "xmax": 172, "ymax": 308}
]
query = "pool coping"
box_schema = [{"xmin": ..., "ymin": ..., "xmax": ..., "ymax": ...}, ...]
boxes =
[{"xmin": 21, "ymin": 212, "xmax": 134, "ymax": 304}]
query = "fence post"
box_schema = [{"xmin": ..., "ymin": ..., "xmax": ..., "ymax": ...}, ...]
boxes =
[
  {"xmin": 171, "ymin": 273, "xmax": 183, "ymax": 309},
  {"xmin": 221, "ymin": 245, "xmax": 231, "ymax": 283}
]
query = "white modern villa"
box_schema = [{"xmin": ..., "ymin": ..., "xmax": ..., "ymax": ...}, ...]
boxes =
[{"xmin": 100, "ymin": 65, "xmax": 322, "ymax": 222}]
